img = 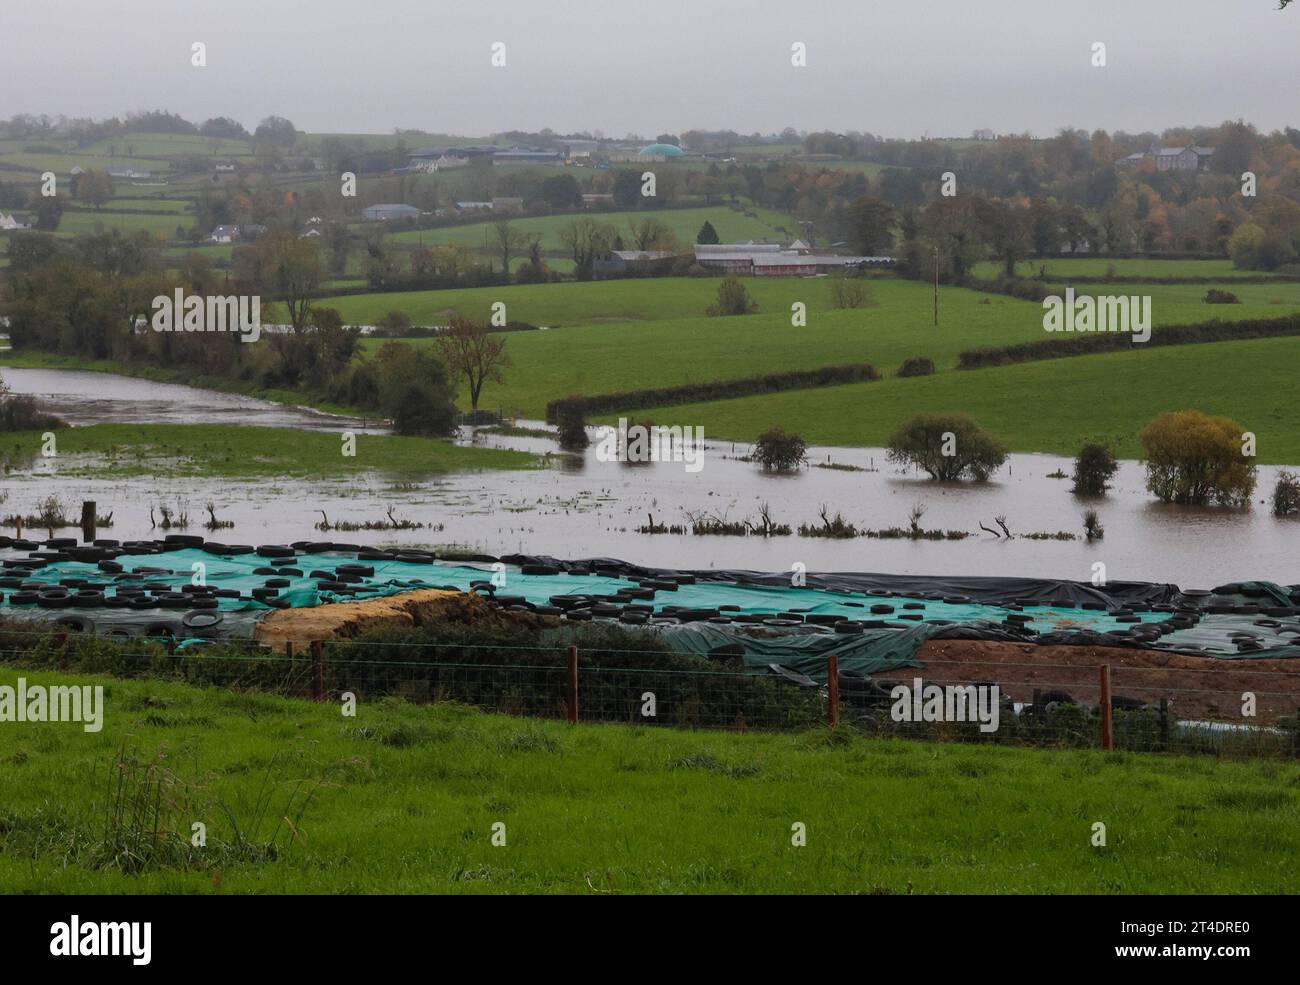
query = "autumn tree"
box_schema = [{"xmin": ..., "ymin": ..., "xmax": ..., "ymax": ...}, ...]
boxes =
[
  {"xmin": 433, "ymin": 316, "xmax": 511, "ymax": 411},
  {"xmin": 1139, "ymin": 410, "xmax": 1256, "ymax": 506},
  {"xmin": 76, "ymin": 169, "xmax": 115, "ymax": 210},
  {"xmin": 253, "ymin": 228, "xmax": 322, "ymax": 333}
]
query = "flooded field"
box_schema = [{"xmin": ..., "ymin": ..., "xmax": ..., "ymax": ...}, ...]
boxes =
[{"xmin": 4, "ymin": 368, "xmax": 1299, "ymax": 586}]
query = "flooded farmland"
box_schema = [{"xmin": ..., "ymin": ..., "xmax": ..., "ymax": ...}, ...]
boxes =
[{"xmin": 4, "ymin": 368, "xmax": 1298, "ymax": 587}]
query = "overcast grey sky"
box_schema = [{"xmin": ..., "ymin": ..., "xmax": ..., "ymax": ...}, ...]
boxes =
[{"xmin": 4, "ymin": 0, "xmax": 1297, "ymax": 138}]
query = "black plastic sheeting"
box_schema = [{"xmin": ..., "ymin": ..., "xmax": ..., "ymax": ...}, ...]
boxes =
[{"xmin": 500, "ymin": 555, "xmax": 1182, "ymax": 608}]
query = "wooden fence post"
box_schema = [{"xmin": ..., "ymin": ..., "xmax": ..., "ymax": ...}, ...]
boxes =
[
  {"xmin": 311, "ymin": 640, "xmax": 324, "ymax": 702},
  {"xmin": 827, "ymin": 653, "xmax": 839, "ymax": 727},
  {"xmin": 1099, "ymin": 665, "xmax": 1114, "ymax": 751},
  {"xmin": 81, "ymin": 501, "xmax": 96, "ymax": 543},
  {"xmin": 566, "ymin": 644, "xmax": 579, "ymax": 723}
]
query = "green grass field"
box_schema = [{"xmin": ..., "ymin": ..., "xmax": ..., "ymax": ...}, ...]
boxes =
[
  {"xmin": 0, "ymin": 153, "xmax": 170, "ymax": 174},
  {"xmin": 57, "ymin": 210, "xmax": 188, "ymax": 238},
  {"xmin": 384, "ymin": 205, "xmax": 795, "ymax": 251},
  {"xmin": 78, "ymin": 133, "xmax": 255, "ymax": 158},
  {"xmin": 0, "ymin": 424, "xmax": 539, "ymax": 478},
  {"xmin": 2, "ymin": 667, "xmax": 1296, "ymax": 893},
  {"xmin": 972, "ymin": 258, "xmax": 1292, "ymax": 280},
  {"xmin": 631, "ymin": 335, "xmax": 1300, "ymax": 462},
  {"xmin": 331, "ymin": 277, "xmax": 1300, "ymax": 421},
  {"xmin": 105, "ymin": 198, "xmax": 194, "ymax": 214}
]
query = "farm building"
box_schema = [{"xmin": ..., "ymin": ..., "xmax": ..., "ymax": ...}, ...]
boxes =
[
  {"xmin": 592, "ymin": 250, "xmax": 678, "ymax": 278},
  {"xmin": 361, "ymin": 203, "xmax": 421, "ymax": 221},
  {"xmin": 493, "ymin": 147, "xmax": 563, "ymax": 164},
  {"xmin": 694, "ymin": 242, "xmax": 892, "ymax": 276},
  {"xmin": 1116, "ymin": 144, "xmax": 1215, "ymax": 172},
  {"xmin": 209, "ymin": 224, "xmax": 239, "ymax": 243}
]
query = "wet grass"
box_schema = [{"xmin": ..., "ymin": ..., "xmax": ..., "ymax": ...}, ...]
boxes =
[
  {"xmin": 625, "ymin": 335, "xmax": 1300, "ymax": 464},
  {"xmin": 0, "ymin": 424, "xmax": 540, "ymax": 478},
  {"xmin": 346, "ymin": 278, "xmax": 1300, "ymax": 421},
  {"xmin": 1, "ymin": 667, "xmax": 1298, "ymax": 893}
]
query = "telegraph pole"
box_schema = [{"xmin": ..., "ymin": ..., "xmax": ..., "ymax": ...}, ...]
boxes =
[{"xmin": 933, "ymin": 247, "xmax": 939, "ymax": 326}]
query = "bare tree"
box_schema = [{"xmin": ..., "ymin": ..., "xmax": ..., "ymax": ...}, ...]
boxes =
[
  {"xmin": 558, "ymin": 218, "xmax": 616, "ymax": 279},
  {"xmin": 490, "ymin": 218, "xmax": 528, "ymax": 278},
  {"xmin": 433, "ymin": 316, "xmax": 511, "ymax": 411}
]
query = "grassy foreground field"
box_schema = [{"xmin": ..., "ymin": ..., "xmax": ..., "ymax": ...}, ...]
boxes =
[
  {"xmin": 2, "ymin": 667, "xmax": 1297, "ymax": 893},
  {"xmin": 0, "ymin": 424, "xmax": 539, "ymax": 478}
]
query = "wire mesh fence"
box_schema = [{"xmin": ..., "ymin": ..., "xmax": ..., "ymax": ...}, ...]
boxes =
[{"xmin": 1, "ymin": 626, "xmax": 1298, "ymax": 756}]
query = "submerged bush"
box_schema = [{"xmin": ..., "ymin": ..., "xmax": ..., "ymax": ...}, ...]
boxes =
[
  {"xmin": 554, "ymin": 398, "xmax": 590, "ymax": 450},
  {"xmin": 886, "ymin": 414, "xmax": 1008, "ymax": 482},
  {"xmin": 1139, "ymin": 410, "xmax": 1256, "ymax": 507},
  {"xmin": 1071, "ymin": 443, "xmax": 1119, "ymax": 495},
  {"xmin": 751, "ymin": 427, "xmax": 807, "ymax": 472},
  {"xmin": 1273, "ymin": 471, "xmax": 1300, "ymax": 517}
]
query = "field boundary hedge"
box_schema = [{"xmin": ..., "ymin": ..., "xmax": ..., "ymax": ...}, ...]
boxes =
[
  {"xmin": 957, "ymin": 313, "xmax": 1300, "ymax": 369},
  {"xmin": 545, "ymin": 363, "xmax": 880, "ymax": 421}
]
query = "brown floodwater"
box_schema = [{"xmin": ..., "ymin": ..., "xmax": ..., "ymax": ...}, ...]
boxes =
[{"xmin": 4, "ymin": 368, "xmax": 1298, "ymax": 587}]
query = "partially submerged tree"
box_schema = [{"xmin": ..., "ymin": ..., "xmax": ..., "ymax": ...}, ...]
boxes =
[
  {"xmin": 752, "ymin": 427, "xmax": 807, "ymax": 472},
  {"xmin": 1071, "ymin": 443, "xmax": 1119, "ymax": 495},
  {"xmin": 886, "ymin": 413, "xmax": 1008, "ymax": 482},
  {"xmin": 433, "ymin": 316, "xmax": 511, "ymax": 412},
  {"xmin": 370, "ymin": 342, "xmax": 458, "ymax": 436},
  {"xmin": 1139, "ymin": 410, "xmax": 1256, "ymax": 506},
  {"xmin": 554, "ymin": 398, "xmax": 589, "ymax": 450},
  {"xmin": 1273, "ymin": 471, "xmax": 1300, "ymax": 516}
]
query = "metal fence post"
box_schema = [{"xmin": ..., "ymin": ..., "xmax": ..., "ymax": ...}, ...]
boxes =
[
  {"xmin": 567, "ymin": 644, "xmax": 579, "ymax": 723},
  {"xmin": 1099, "ymin": 665, "xmax": 1114, "ymax": 751},
  {"xmin": 311, "ymin": 640, "xmax": 324, "ymax": 702},
  {"xmin": 827, "ymin": 653, "xmax": 839, "ymax": 727}
]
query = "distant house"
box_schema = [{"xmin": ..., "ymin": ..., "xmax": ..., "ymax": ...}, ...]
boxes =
[
  {"xmin": 1117, "ymin": 144, "xmax": 1214, "ymax": 172},
  {"xmin": 210, "ymin": 224, "xmax": 239, "ymax": 243},
  {"xmin": 491, "ymin": 197, "xmax": 524, "ymax": 214},
  {"xmin": 361, "ymin": 203, "xmax": 421, "ymax": 221},
  {"xmin": 0, "ymin": 212, "xmax": 32, "ymax": 231},
  {"xmin": 582, "ymin": 193, "xmax": 614, "ymax": 208},
  {"xmin": 214, "ymin": 161, "xmax": 237, "ymax": 173},
  {"xmin": 305, "ymin": 216, "xmax": 323, "ymax": 225},
  {"xmin": 106, "ymin": 167, "xmax": 151, "ymax": 180},
  {"xmin": 564, "ymin": 139, "xmax": 599, "ymax": 160},
  {"xmin": 300, "ymin": 228, "xmax": 322, "ymax": 238},
  {"xmin": 69, "ymin": 166, "xmax": 86, "ymax": 177},
  {"xmin": 454, "ymin": 201, "xmax": 492, "ymax": 213}
]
